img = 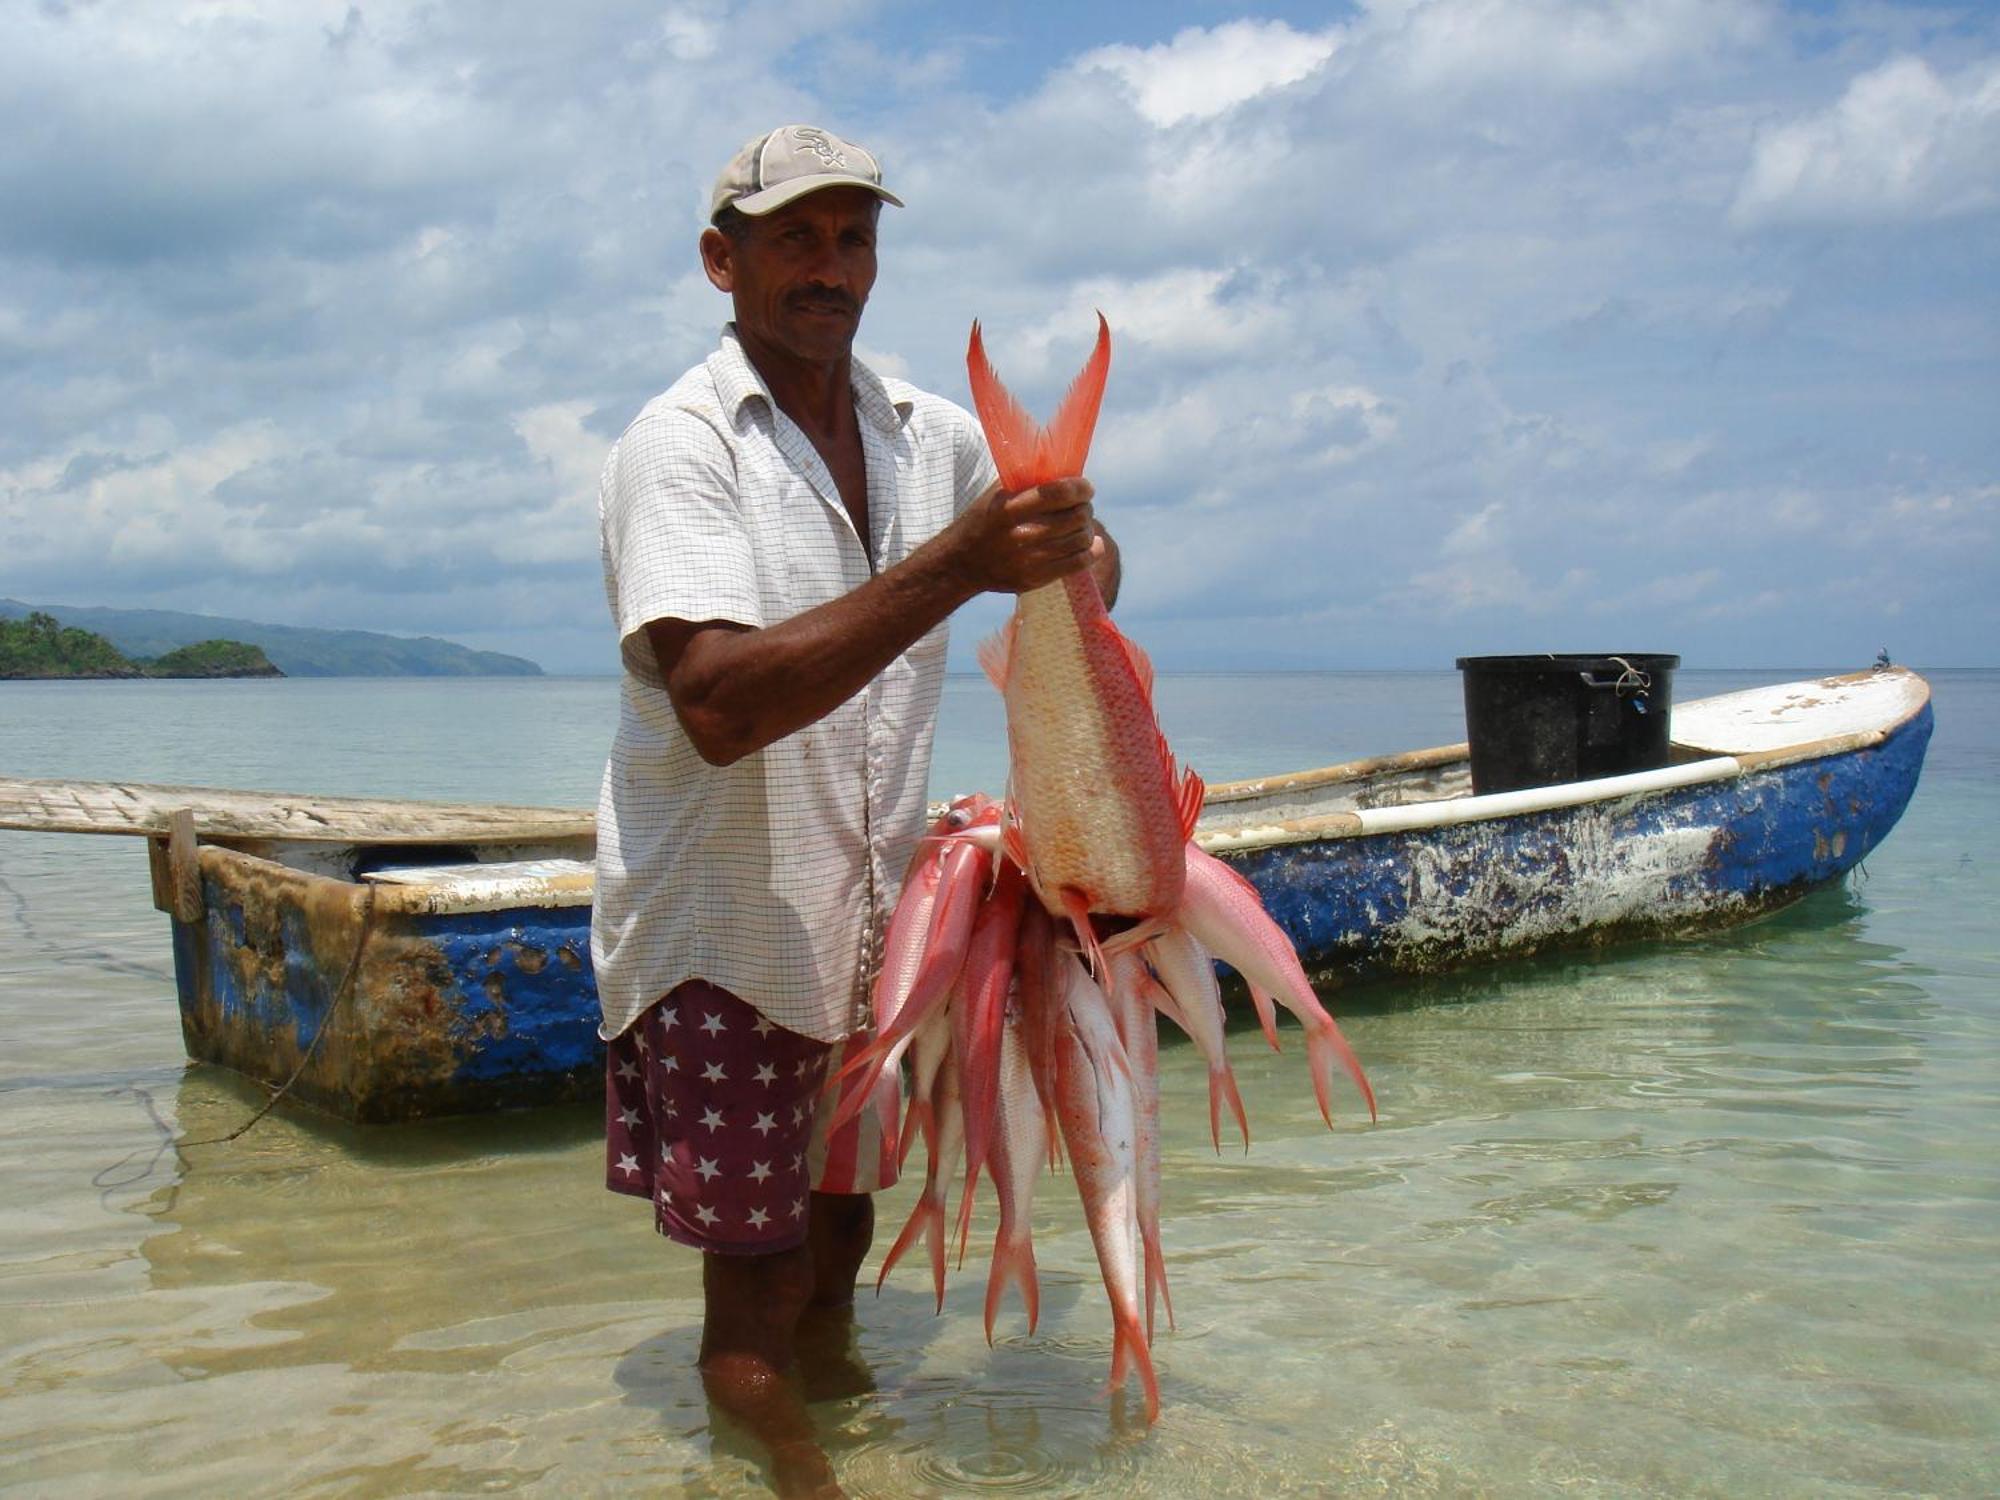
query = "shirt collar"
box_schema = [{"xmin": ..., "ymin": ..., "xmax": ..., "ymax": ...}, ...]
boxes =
[{"xmin": 712, "ymin": 324, "xmax": 911, "ymax": 436}]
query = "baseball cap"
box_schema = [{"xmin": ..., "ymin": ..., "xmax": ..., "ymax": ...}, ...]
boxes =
[{"xmin": 709, "ymin": 125, "xmax": 904, "ymax": 221}]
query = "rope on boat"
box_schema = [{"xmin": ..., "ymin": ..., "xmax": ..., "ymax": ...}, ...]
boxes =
[{"xmin": 178, "ymin": 885, "xmax": 381, "ymax": 1148}]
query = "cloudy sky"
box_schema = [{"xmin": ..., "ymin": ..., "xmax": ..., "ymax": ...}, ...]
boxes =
[{"xmin": 3, "ymin": 0, "xmax": 1995, "ymax": 673}]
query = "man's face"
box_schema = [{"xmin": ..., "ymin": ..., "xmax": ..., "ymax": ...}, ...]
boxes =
[{"xmin": 703, "ymin": 187, "xmax": 880, "ymax": 368}]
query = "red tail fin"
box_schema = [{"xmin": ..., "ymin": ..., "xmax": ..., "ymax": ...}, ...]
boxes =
[
  {"xmin": 966, "ymin": 315, "xmax": 1112, "ymax": 492},
  {"xmin": 983, "ymin": 1231, "xmax": 1040, "ymax": 1344}
]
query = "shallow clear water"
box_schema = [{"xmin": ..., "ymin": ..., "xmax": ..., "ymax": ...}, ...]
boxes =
[{"xmin": 1, "ymin": 671, "xmax": 1995, "ymax": 1496}]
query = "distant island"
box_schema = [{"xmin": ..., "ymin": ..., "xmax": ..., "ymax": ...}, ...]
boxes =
[
  {"xmin": 1, "ymin": 612, "xmax": 282, "ymax": 679},
  {"xmin": 0, "ymin": 600, "xmax": 543, "ymax": 677}
]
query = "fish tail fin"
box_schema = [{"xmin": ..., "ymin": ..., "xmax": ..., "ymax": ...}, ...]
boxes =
[
  {"xmin": 953, "ymin": 1169, "xmax": 980, "ymax": 1269},
  {"xmin": 1104, "ymin": 1308, "xmax": 1162, "ymax": 1424},
  {"xmin": 1306, "ymin": 1017, "xmax": 1378, "ymax": 1126},
  {"xmin": 965, "ymin": 314, "xmax": 1111, "ymax": 489},
  {"xmin": 897, "ymin": 1097, "xmax": 934, "ymax": 1170},
  {"xmin": 966, "ymin": 321, "xmax": 1040, "ymax": 490},
  {"xmin": 875, "ymin": 1191, "xmax": 947, "ymax": 1313},
  {"xmin": 824, "ymin": 1059, "xmax": 882, "ymax": 1135},
  {"xmin": 1211, "ymin": 1062, "xmax": 1252, "ymax": 1155},
  {"xmin": 1043, "ymin": 312, "xmax": 1113, "ymax": 480},
  {"xmin": 1248, "ymin": 982, "xmax": 1283, "ymax": 1052},
  {"xmin": 1144, "ymin": 1229, "xmax": 1175, "ymax": 1339},
  {"xmin": 982, "ymin": 1231, "xmax": 1039, "ymax": 1344}
]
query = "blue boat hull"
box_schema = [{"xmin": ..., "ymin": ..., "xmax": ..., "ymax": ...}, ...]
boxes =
[
  {"xmin": 1223, "ymin": 703, "xmax": 1933, "ymax": 986},
  {"xmin": 170, "ymin": 853, "xmax": 602, "ymax": 1122}
]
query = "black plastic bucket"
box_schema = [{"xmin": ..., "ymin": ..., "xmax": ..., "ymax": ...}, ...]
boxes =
[{"xmin": 1455, "ymin": 654, "xmax": 1679, "ymax": 794}]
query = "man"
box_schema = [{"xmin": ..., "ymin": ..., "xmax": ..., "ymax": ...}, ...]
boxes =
[{"xmin": 592, "ymin": 125, "xmax": 1117, "ymax": 1492}]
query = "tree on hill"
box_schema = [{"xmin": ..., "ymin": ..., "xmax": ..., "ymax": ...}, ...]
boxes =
[
  {"xmin": 0, "ymin": 611, "xmax": 137, "ymax": 678},
  {"xmin": 146, "ymin": 639, "xmax": 281, "ymax": 677}
]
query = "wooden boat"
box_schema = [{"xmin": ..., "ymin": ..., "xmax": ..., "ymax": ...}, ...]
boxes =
[
  {"xmin": 0, "ymin": 666, "xmax": 1931, "ymax": 1122},
  {"xmin": 1198, "ymin": 665, "xmax": 1931, "ymax": 984}
]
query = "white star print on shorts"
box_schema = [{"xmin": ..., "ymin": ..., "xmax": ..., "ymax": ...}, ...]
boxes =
[{"xmin": 605, "ymin": 979, "xmax": 899, "ymax": 1254}]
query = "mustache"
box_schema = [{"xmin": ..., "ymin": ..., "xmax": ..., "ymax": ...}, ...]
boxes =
[{"xmin": 789, "ymin": 290, "xmax": 859, "ymax": 315}]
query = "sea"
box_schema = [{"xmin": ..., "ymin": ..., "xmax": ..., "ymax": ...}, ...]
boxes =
[{"xmin": 1, "ymin": 669, "xmax": 1994, "ymax": 1498}]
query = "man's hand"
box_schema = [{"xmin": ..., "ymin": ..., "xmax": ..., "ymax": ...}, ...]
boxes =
[
  {"xmin": 650, "ymin": 474, "xmax": 1119, "ymax": 767},
  {"xmin": 943, "ymin": 477, "xmax": 1099, "ymax": 595}
]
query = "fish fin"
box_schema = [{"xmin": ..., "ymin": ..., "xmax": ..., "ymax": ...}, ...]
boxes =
[
  {"xmin": 1042, "ymin": 312, "xmax": 1113, "ymax": 480},
  {"xmin": 875, "ymin": 1192, "xmax": 946, "ymax": 1313},
  {"xmin": 1217, "ymin": 1063, "xmax": 1252, "ymax": 1154},
  {"xmin": 1144, "ymin": 1228, "xmax": 1175, "ymax": 1339},
  {"xmin": 1203, "ymin": 1058, "xmax": 1253, "ymax": 1155},
  {"xmin": 1060, "ymin": 887, "xmax": 1108, "ymax": 981},
  {"xmin": 1001, "ymin": 815, "xmax": 1032, "ymax": 881},
  {"xmin": 1248, "ymin": 982, "xmax": 1283, "ymax": 1052},
  {"xmin": 983, "ymin": 1232, "xmax": 1039, "ymax": 1344},
  {"xmin": 1101, "ymin": 614, "xmax": 1155, "ymax": 696},
  {"xmin": 966, "ymin": 321, "xmax": 1042, "ymax": 492},
  {"xmin": 1306, "ymin": 1017, "xmax": 1378, "ymax": 1126},
  {"xmin": 1103, "ymin": 1307, "xmax": 1161, "ymax": 1424},
  {"xmin": 976, "ymin": 616, "xmax": 1016, "ymax": 693},
  {"xmin": 954, "ymin": 1167, "xmax": 981, "ymax": 1270},
  {"xmin": 1175, "ymin": 766, "xmax": 1206, "ymax": 843},
  {"xmin": 825, "ymin": 1054, "xmax": 885, "ymax": 1134},
  {"xmin": 965, "ymin": 314, "xmax": 1112, "ymax": 489},
  {"xmin": 897, "ymin": 1097, "xmax": 934, "ymax": 1170}
]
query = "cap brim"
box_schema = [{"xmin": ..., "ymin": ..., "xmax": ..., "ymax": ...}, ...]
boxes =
[{"xmin": 732, "ymin": 174, "xmax": 904, "ymax": 217}]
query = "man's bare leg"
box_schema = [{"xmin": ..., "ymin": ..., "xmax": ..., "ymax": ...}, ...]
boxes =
[
  {"xmin": 806, "ymin": 1190, "xmax": 874, "ymax": 1308},
  {"xmin": 698, "ymin": 1245, "xmax": 840, "ymax": 1499}
]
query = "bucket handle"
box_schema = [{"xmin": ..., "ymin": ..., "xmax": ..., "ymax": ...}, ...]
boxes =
[{"xmin": 1578, "ymin": 656, "xmax": 1652, "ymax": 701}]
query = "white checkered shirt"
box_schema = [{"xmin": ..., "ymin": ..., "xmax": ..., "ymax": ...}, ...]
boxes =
[{"xmin": 592, "ymin": 326, "xmax": 997, "ymax": 1043}]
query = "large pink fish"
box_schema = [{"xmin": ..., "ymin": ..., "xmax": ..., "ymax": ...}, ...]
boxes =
[{"xmin": 968, "ymin": 318, "xmax": 1205, "ymax": 974}]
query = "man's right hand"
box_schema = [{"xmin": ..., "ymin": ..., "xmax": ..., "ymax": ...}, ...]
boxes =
[{"xmin": 944, "ymin": 477, "xmax": 1099, "ymax": 595}]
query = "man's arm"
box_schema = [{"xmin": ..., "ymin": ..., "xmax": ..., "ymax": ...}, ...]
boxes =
[{"xmin": 653, "ymin": 476, "xmax": 1101, "ymax": 766}]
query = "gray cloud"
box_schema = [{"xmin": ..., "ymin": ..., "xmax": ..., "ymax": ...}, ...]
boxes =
[{"xmin": 1, "ymin": 0, "xmax": 1994, "ymax": 673}]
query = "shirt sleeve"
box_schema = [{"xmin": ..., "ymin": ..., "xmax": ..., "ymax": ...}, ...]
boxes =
[{"xmin": 601, "ymin": 405, "xmax": 764, "ymax": 686}]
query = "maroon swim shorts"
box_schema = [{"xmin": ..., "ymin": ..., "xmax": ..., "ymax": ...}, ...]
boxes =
[{"xmin": 605, "ymin": 979, "xmax": 899, "ymax": 1255}]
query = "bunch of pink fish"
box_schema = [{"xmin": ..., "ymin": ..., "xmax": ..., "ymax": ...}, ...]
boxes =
[{"xmin": 830, "ymin": 318, "xmax": 1374, "ymax": 1424}]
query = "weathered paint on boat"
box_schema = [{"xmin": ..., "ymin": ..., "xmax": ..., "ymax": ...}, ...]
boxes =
[
  {"xmin": 1215, "ymin": 694, "xmax": 1933, "ymax": 986},
  {"xmin": 167, "ymin": 844, "xmax": 600, "ymax": 1122}
]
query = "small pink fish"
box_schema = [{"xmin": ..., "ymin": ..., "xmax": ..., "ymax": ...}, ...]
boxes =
[
  {"xmin": 1141, "ymin": 928, "xmax": 1250, "ymax": 1153},
  {"xmin": 1107, "ymin": 950, "xmax": 1171, "ymax": 1340},
  {"xmin": 877, "ymin": 1048, "xmax": 964, "ymax": 1313},
  {"xmin": 983, "ymin": 1004, "xmax": 1049, "ymax": 1343},
  {"xmin": 1178, "ymin": 842, "xmax": 1376, "ymax": 1125},
  {"xmin": 953, "ymin": 859, "xmax": 1028, "ymax": 1261},
  {"xmin": 1053, "ymin": 955, "xmax": 1158, "ymax": 1422}
]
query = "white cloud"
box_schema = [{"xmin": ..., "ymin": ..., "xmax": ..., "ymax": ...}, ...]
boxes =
[
  {"xmin": 1364, "ymin": 0, "xmax": 1768, "ymax": 92},
  {"xmin": 1076, "ymin": 20, "xmax": 1339, "ymax": 128},
  {"xmin": 1733, "ymin": 54, "xmax": 2000, "ymax": 227}
]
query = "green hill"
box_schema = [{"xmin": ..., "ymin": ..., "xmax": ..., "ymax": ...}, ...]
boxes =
[
  {"xmin": 0, "ymin": 613, "xmax": 283, "ymax": 679},
  {"xmin": 0, "ymin": 612, "xmax": 138, "ymax": 678},
  {"xmin": 0, "ymin": 600, "xmax": 542, "ymax": 677}
]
